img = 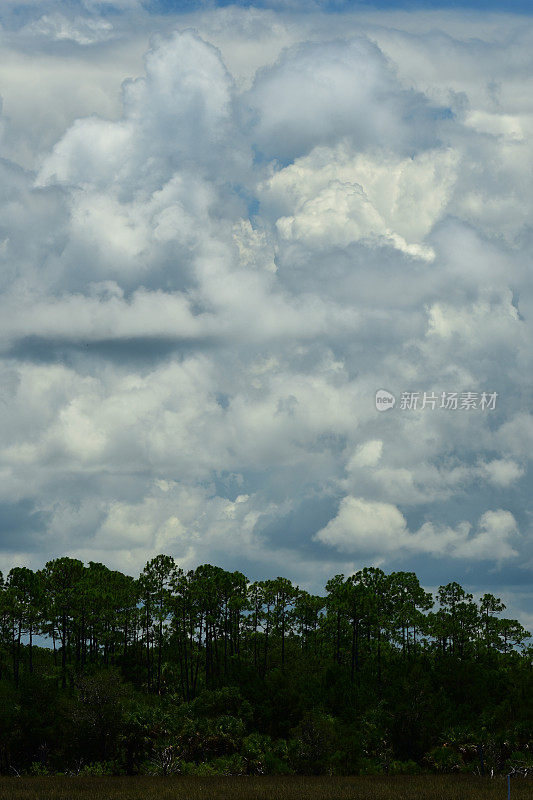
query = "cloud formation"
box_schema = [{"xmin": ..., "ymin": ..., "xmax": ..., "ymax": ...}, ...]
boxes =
[
  {"xmin": 0, "ymin": 3, "xmax": 531, "ymax": 624},
  {"xmin": 315, "ymin": 498, "xmax": 519, "ymax": 562}
]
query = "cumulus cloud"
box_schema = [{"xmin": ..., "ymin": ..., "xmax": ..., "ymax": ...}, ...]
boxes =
[
  {"xmin": 37, "ymin": 29, "xmax": 248, "ymax": 193},
  {"xmin": 479, "ymin": 459, "xmax": 525, "ymax": 488},
  {"xmin": 315, "ymin": 497, "xmax": 519, "ymax": 562},
  {"xmin": 0, "ymin": 4, "xmax": 531, "ymax": 623},
  {"xmin": 259, "ymin": 143, "xmax": 457, "ymax": 260},
  {"xmin": 246, "ymin": 36, "xmax": 443, "ymax": 161}
]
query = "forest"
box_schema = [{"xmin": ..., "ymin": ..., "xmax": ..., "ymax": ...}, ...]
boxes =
[{"xmin": 0, "ymin": 556, "xmax": 531, "ymax": 778}]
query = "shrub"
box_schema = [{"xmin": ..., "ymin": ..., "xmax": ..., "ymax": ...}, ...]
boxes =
[
  {"xmin": 77, "ymin": 761, "xmax": 115, "ymax": 776},
  {"xmin": 28, "ymin": 762, "xmax": 49, "ymax": 776},
  {"xmin": 289, "ymin": 711, "xmax": 339, "ymax": 775},
  {"xmin": 389, "ymin": 760, "xmax": 422, "ymax": 775},
  {"xmin": 425, "ymin": 746, "xmax": 464, "ymax": 773}
]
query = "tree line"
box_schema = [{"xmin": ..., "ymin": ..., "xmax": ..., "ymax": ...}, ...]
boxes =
[{"xmin": 0, "ymin": 556, "xmax": 531, "ymax": 777}]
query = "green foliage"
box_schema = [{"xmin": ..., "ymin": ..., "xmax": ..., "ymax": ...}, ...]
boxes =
[
  {"xmin": 27, "ymin": 762, "xmax": 50, "ymax": 776},
  {"xmin": 389, "ymin": 760, "xmax": 422, "ymax": 774},
  {"xmin": 425, "ymin": 746, "xmax": 465, "ymax": 773},
  {"xmin": 77, "ymin": 761, "xmax": 115, "ymax": 776},
  {"xmin": 288, "ymin": 711, "xmax": 339, "ymax": 775},
  {"xmin": 0, "ymin": 554, "xmax": 530, "ymax": 777},
  {"xmin": 241, "ymin": 733, "xmax": 292, "ymax": 775},
  {"xmin": 188, "ymin": 686, "xmax": 253, "ymax": 722},
  {"xmin": 70, "ymin": 668, "xmax": 129, "ymax": 763}
]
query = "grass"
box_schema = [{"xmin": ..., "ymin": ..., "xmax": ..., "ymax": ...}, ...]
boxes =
[{"xmin": 0, "ymin": 775, "xmax": 531, "ymax": 800}]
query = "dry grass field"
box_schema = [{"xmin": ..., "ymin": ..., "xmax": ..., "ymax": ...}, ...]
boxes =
[{"xmin": 0, "ymin": 775, "xmax": 530, "ymax": 800}]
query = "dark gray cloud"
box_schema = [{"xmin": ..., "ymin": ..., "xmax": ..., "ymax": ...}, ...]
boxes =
[{"xmin": 0, "ymin": 500, "xmax": 51, "ymax": 552}]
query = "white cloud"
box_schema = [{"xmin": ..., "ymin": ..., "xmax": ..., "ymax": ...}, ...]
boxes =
[
  {"xmin": 0, "ymin": 5, "xmax": 531, "ymax": 625},
  {"xmin": 427, "ymin": 292, "xmax": 521, "ymax": 343},
  {"xmin": 315, "ymin": 497, "xmax": 519, "ymax": 562},
  {"xmin": 247, "ymin": 36, "xmax": 437, "ymax": 161},
  {"xmin": 260, "ymin": 143, "xmax": 457, "ymax": 260},
  {"xmin": 347, "ymin": 440, "xmax": 383, "ymax": 470},
  {"xmin": 480, "ymin": 459, "xmax": 524, "ymax": 488},
  {"xmin": 36, "ymin": 29, "xmax": 247, "ymax": 193},
  {"xmin": 316, "ymin": 497, "xmax": 407, "ymax": 553},
  {"xmin": 23, "ymin": 13, "xmax": 114, "ymax": 45}
]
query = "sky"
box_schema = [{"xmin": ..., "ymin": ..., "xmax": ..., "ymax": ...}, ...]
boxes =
[{"xmin": 0, "ymin": 0, "xmax": 531, "ymax": 630}]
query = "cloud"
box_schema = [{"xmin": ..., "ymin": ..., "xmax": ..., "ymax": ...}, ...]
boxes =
[
  {"xmin": 259, "ymin": 143, "xmax": 457, "ymax": 260},
  {"xmin": 347, "ymin": 440, "xmax": 383, "ymax": 470},
  {"xmin": 0, "ymin": 4, "xmax": 531, "ymax": 626},
  {"xmin": 315, "ymin": 497, "xmax": 519, "ymax": 562},
  {"xmin": 22, "ymin": 13, "xmax": 115, "ymax": 45},
  {"xmin": 37, "ymin": 28, "xmax": 247, "ymax": 193},
  {"xmin": 479, "ymin": 459, "xmax": 524, "ymax": 488},
  {"xmin": 247, "ymin": 36, "xmax": 444, "ymax": 161}
]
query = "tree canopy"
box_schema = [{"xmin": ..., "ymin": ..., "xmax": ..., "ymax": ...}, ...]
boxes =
[{"xmin": 0, "ymin": 556, "xmax": 531, "ymax": 777}]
